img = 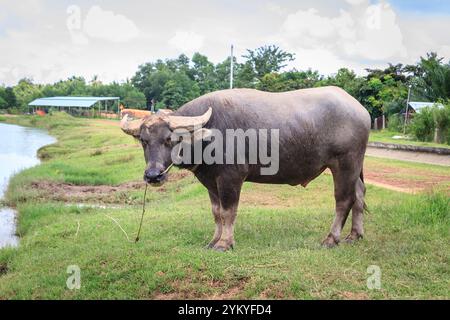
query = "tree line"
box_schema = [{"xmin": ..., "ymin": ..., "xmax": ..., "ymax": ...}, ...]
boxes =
[{"xmin": 1, "ymin": 46, "xmax": 450, "ymax": 122}]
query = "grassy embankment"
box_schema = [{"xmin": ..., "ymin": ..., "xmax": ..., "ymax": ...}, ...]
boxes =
[
  {"xmin": 0, "ymin": 113, "xmax": 448, "ymax": 299},
  {"xmin": 369, "ymin": 130, "xmax": 450, "ymax": 149}
]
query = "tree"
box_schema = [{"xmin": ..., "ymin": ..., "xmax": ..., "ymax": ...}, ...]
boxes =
[
  {"xmin": 406, "ymin": 52, "xmax": 450, "ymax": 101},
  {"xmin": 192, "ymin": 53, "xmax": 218, "ymax": 94},
  {"xmin": 13, "ymin": 78, "xmax": 43, "ymax": 109},
  {"xmin": 161, "ymin": 73, "xmax": 200, "ymax": 109},
  {"xmin": 257, "ymin": 69, "xmax": 322, "ymax": 92},
  {"xmin": 0, "ymin": 96, "xmax": 7, "ymax": 109},
  {"xmin": 0, "ymin": 87, "xmax": 13, "ymax": 109},
  {"xmin": 243, "ymin": 45, "xmax": 295, "ymax": 81},
  {"xmin": 3, "ymin": 87, "xmax": 17, "ymax": 108},
  {"xmin": 320, "ymin": 68, "xmax": 364, "ymax": 98}
]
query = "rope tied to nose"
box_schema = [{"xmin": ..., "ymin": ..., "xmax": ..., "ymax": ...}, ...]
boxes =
[
  {"xmin": 134, "ymin": 162, "xmax": 175, "ymax": 243},
  {"xmin": 135, "ymin": 144, "xmax": 202, "ymax": 243}
]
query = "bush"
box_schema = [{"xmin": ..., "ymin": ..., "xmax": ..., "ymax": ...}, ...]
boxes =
[
  {"xmin": 410, "ymin": 103, "xmax": 450, "ymax": 144},
  {"xmin": 434, "ymin": 104, "xmax": 450, "ymax": 144},
  {"xmin": 7, "ymin": 107, "xmax": 22, "ymax": 115},
  {"xmin": 387, "ymin": 114, "xmax": 403, "ymax": 132},
  {"xmin": 410, "ymin": 107, "xmax": 435, "ymax": 142}
]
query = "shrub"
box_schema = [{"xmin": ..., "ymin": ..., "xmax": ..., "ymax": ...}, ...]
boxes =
[
  {"xmin": 387, "ymin": 114, "xmax": 403, "ymax": 132},
  {"xmin": 7, "ymin": 107, "xmax": 22, "ymax": 115},
  {"xmin": 410, "ymin": 107, "xmax": 435, "ymax": 142},
  {"xmin": 410, "ymin": 103, "xmax": 450, "ymax": 144},
  {"xmin": 434, "ymin": 104, "xmax": 450, "ymax": 144}
]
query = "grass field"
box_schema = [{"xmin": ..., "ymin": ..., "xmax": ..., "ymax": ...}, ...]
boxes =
[
  {"xmin": 0, "ymin": 113, "xmax": 448, "ymax": 299},
  {"xmin": 369, "ymin": 130, "xmax": 450, "ymax": 149}
]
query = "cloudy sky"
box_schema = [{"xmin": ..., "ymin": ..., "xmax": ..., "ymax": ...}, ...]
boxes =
[{"xmin": 1, "ymin": 0, "xmax": 450, "ymax": 86}]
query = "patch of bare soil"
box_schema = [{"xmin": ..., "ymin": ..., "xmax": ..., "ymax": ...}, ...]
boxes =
[
  {"xmin": 30, "ymin": 170, "xmax": 193, "ymax": 203},
  {"xmin": 324, "ymin": 168, "xmax": 449, "ymax": 194},
  {"xmin": 30, "ymin": 181, "xmax": 144, "ymax": 203},
  {"xmin": 153, "ymin": 278, "xmax": 247, "ymax": 300},
  {"xmin": 363, "ymin": 167, "xmax": 449, "ymax": 193},
  {"xmin": 339, "ymin": 291, "xmax": 369, "ymax": 300}
]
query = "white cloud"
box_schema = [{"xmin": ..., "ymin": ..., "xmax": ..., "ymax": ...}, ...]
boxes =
[
  {"xmin": 83, "ymin": 6, "xmax": 140, "ymax": 42},
  {"xmin": 346, "ymin": 3, "xmax": 407, "ymax": 60},
  {"xmin": 168, "ymin": 31, "xmax": 204, "ymax": 54},
  {"xmin": 1, "ymin": 0, "xmax": 450, "ymax": 86},
  {"xmin": 274, "ymin": 1, "xmax": 407, "ymax": 74},
  {"xmin": 345, "ymin": 0, "xmax": 368, "ymax": 6}
]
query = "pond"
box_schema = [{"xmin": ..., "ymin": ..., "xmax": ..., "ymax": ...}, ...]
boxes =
[{"xmin": 0, "ymin": 122, "xmax": 56, "ymax": 249}]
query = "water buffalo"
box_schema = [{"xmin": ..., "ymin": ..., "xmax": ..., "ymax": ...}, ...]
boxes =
[{"xmin": 120, "ymin": 87, "xmax": 371, "ymax": 251}]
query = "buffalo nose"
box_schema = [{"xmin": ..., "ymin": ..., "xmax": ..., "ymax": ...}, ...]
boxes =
[{"xmin": 144, "ymin": 168, "xmax": 162, "ymax": 182}]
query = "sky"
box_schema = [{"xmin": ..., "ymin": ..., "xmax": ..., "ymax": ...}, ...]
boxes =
[{"xmin": 0, "ymin": 0, "xmax": 450, "ymax": 86}]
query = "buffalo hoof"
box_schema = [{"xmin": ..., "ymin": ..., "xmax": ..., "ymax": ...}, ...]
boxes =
[
  {"xmin": 212, "ymin": 240, "xmax": 234, "ymax": 252},
  {"xmin": 321, "ymin": 234, "xmax": 339, "ymax": 248},
  {"xmin": 205, "ymin": 241, "xmax": 218, "ymax": 250},
  {"xmin": 344, "ymin": 232, "xmax": 363, "ymax": 244}
]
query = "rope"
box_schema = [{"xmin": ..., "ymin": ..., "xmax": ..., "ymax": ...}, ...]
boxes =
[
  {"xmin": 103, "ymin": 213, "xmax": 133, "ymax": 243},
  {"xmin": 134, "ymin": 162, "xmax": 175, "ymax": 243},
  {"xmin": 135, "ymin": 184, "xmax": 148, "ymax": 243}
]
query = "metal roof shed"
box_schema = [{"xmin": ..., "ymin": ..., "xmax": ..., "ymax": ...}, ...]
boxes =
[
  {"xmin": 408, "ymin": 102, "xmax": 444, "ymax": 113},
  {"xmin": 28, "ymin": 96, "xmax": 120, "ymax": 116}
]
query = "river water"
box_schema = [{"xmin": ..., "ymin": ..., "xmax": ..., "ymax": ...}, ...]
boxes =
[{"xmin": 0, "ymin": 122, "xmax": 56, "ymax": 249}]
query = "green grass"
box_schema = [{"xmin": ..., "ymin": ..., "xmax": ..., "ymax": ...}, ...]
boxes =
[
  {"xmin": 370, "ymin": 130, "xmax": 450, "ymax": 149},
  {"xmin": 0, "ymin": 116, "xmax": 6, "ymax": 122},
  {"xmin": 0, "ymin": 114, "xmax": 448, "ymax": 299}
]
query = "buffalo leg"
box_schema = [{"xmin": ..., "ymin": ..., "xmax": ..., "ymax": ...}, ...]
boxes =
[
  {"xmin": 344, "ymin": 178, "xmax": 365, "ymax": 242},
  {"xmin": 206, "ymin": 189, "xmax": 223, "ymax": 248},
  {"xmin": 213, "ymin": 175, "xmax": 243, "ymax": 252},
  {"xmin": 322, "ymin": 160, "xmax": 360, "ymax": 247}
]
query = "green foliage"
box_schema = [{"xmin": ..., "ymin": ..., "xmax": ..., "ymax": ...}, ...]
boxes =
[
  {"xmin": 0, "ymin": 86, "xmax": 16, "ymax": 109},
  {"xmin": 257, "ymin": 70, "xmax": 322, "ymax": 92},
  {"xmin": 410, "ymin": 107, "xmax": 436, "ymax": 142},
  {"xmin": 387, "ymin": 114, "xmax": 404, "ymax": 132},
  {"xmin": 3, "ymin": 47, "xmax": 450, "ymax": 123},
  {"xmin": 410, "ymin": 103, "xmax": 450, "ymax": 144},
  {"xmin": 161, "ymin": 73, "xmax": 201, "ymax": 109},
  {"xmin": 434, "ymin": 103, "xmax": 450, "ymax": 144},
  {"xmin": 0, "ymin": 96, "xmax": 7, "ymax": 109},
  {"xmin": 319, "ymin": 68, "xmax": 363, "ymax": 98},
  {"xmin": 243, "ymin": 45, "xmax": 295, "ymax": 80},
  {"xmin": 13, "ymin": 78, "xmax": 43, "ymax": 109},
  {"xmin": 406, "ymin": 52, "xmax": 450, "ymax": 101},
  {"xmin": 2, "ymin": 77, "xmax": 146, "ymax": 113},
  {"xmin": 192, "ymin": 53, "xmax": 218, "ymax": 94}
]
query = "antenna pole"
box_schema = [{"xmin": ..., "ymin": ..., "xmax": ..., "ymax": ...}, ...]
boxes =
[{"xmin": 230, "ymin": 45, "xmax": 234, "ymax": 89}]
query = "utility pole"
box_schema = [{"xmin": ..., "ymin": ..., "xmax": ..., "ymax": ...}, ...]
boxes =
[
  {"xmin": 230, "ymin": 45, "xmax": 234, "ymax": 89},
  {"xmin": 403, "ymin": 85, "xmax": 412, "ymax": 135}
]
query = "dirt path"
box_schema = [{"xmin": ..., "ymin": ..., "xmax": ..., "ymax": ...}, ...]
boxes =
[{"xmin": 366, "ymin": 147, "xmax": 450, "ymax": 166}]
